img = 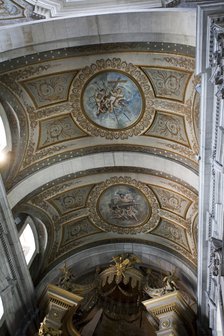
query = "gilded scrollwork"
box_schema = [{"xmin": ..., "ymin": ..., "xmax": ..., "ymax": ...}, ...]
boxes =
[
  {"xmin": 70, "ymin": 58, "xmax": 155, "ymax": 139},
  {"xmin": 61, "ymin": 218, "xmax": 100, "ymax": 246},
  {"xmin": 38, "ymin": 114, "xmax": 85, "ymax": 149},
  {"xmin": 23, "ymin": 72, "xmax": 76, "ymax": 108},
  {"xmin": 2, "ymin": 45, "xmax": 199, "ymax": 276},
  {"xmin": 151, "ymin": 98, "xmax": 191, "ymax": 115},
  {"xmin": 143, "ymin": 67, "xmax": 191, "ymax": 102},
  {"xmin": 146, "ymin": 111, "xmax": 189, "ymax": 145},
  {"xmin": 152, "ymin": 186, "xmax": 191, "ymax": 217},
  {"xmin": 50, "ymin": 185, "xmax": 92, "ymax": 215},
  {"xmin": 163, "ymin": 56, "xmax": 195, "ymax": 71},
  {"xmin": 151, "ymin": 220, "xmax": 190, "ymax": 250}
]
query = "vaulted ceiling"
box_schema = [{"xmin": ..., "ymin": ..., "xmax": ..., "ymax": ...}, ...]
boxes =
[
  {"xmin": 0, "ymin": 40, "xmax": 199, "ymax": 294},
  {"xmin": 0, "ymin": 4, "xmax": 201, "ymax": 317}
]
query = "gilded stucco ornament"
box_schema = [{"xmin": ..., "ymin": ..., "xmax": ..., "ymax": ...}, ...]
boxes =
[
  {"xmin": 87, "ymin": 176, "xmax": 160, "ymax": 234},
  {"xmin": 70, "ymin": 58, "xmax": 154, "ymax": 139}
]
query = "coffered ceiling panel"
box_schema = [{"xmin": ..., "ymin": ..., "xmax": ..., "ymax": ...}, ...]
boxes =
[
  {"xmin": 22, "ymin": 71, "xmax": 77, "ymax": 108},
  {"xmin": 143, "ymin": 67, "xmax": 191, "ymax": 102}
]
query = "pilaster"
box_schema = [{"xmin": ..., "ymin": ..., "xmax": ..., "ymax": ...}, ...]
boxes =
[
  {"xmin": 143, "ymin": 291, "xmax": 195, "ymax": 336},
  {"xmin": 38, "ymin": 284, "xmax": 83, "ymax": 335},
  {"xmin": 196, "ymin": 3, "xmax": 224, "ymax": 335}
]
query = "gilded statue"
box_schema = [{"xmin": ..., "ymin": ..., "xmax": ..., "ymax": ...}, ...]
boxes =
[
  {"xmin": 57, "ymin": 262, "xmax": 73, "ymax": 290},
  {"xmin": 112, "ymin": 254, "xmax": 142, "ymax": 277},
  {"xmin": 38, "ymin": 318, "xmax": 62, "ymax": 336}
]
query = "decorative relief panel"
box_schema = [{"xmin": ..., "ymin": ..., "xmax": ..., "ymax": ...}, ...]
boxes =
[
  {"xmin": 192, "ymin": 92, "xmax": 200, "ymax": 145},
  {"xmin": 151, "ymin": 186, "xmax": 191, "ymax": 218},
  {"xmin": 145, "ymin": 111, "xmax": 189, "ymax": 145},
  {"xmin": 87, "ymin": 176, "xmax": 160, "ymax": 234},
  {"xmin": 38, "ymin": 114, "xmax": 86, "ymax": 149},
  {"xmin": 49, "ymin": 185, "xmax": 92, "ymax": 215},
  {"xmin": 151, "ymin": 220, "xmax": 190, "ymax": 251},
  {"xmin": 60, "ymin": 218, "xmax": 99, "ymax": 247},
  {"xmin": 162, "ymin": 56, "xmax": 195, "ymax": 71},
  {"xmin": 0, "ymin": 0, "xmax": 24, "ymax": 19},
  {"xmin": 71, "ymin": 58, "xmax": 155, "ymax": 139},
  {"xmin": 143, "ymin": 67, "xmax": 191, "ymax": 102},
  {"xmin": 22, "ymin": 72, "xmax": 76, "ymax": 108}
]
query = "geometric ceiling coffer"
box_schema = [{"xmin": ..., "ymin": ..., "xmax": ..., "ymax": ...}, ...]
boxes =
[
  {"xmin": 87, "ymin": 176, "xmax": 160, "ymax": 234},
  {"xmin": 22, "ymin": 72, "xmax": 76, "ymax": 108},
  {"xmin": 38, "ymin": 114, "xmax": 85, "ymax": 149},
  {"xmin": 49, "ymin": 185, "xmax": 92, "ymax": 215},
  {"xmin": 143, "ymin": 67, "xmax": 191, "ymax": 102},
  {"xmin": 71, "ymin": 58, "xmax": 155, "ymax": 139},
  {"xmin": 146, "ymin": 111, "xmax": 189, "ymax": 146}
]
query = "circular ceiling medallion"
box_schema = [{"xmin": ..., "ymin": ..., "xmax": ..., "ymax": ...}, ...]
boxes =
[
  {"xmin": 82, "ymin": 71, "xmax": 143, "ymax": 130},
  {"xmin": 88, "ymin": 176, "xmax": 160, "ymax": 234},
  {"xmin": 71, "ymin": 58, "xmax": 155, "ymax": 139},
  {"xmin": 98, "ymin": 184, "xmax": 151, "ymax": 227}
]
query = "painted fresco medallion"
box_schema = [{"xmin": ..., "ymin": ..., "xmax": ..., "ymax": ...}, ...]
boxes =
[
  {"xmin": 98, "ymin": 184, "xmax": 150, "ymax": 227},
  {"xmin": 82, "ymin": 71, "xmax": 143, "ymax": 129},
  {"xmin": 88, "ymin": 176, "xmax": 160, "ymax": 234},
  {"xmin": 71, "ymin": 58, "xmax": 155, "ymax": 139}
]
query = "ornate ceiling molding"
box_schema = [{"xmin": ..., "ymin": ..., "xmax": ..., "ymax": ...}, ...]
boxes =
[{"xmin": 25, "ymin": 0, "xmax": 166, "ymax": 19}]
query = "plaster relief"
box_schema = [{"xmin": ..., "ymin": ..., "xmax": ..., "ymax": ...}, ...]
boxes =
[
  {"xmin": 152, "ymin": 186, "xmax": 191, "ymax": 218},
  {"xmin": 61, "ymin": 218, "xmax": 99, "ymax": 246},
  {"xmin": 49, "ymin": 185, "xmax": 92, "ymax": 215},
  {"xmin": 38, "ymin": 114, "xmax": 85, "ymax": 148},
  {"xmin": 143, "ymin": 67, "xmax": 191, "ymax": 102},
  {"xmin": 23, "ymin": 72, "xmax": 76, "ymax": 108},
  {"xmin": 146, "ymin": 111, "xmax": 189, "ymax": 145},
  {"xmin": 151, "ymin": 220, "xmax": 190, "ymax": 251}
]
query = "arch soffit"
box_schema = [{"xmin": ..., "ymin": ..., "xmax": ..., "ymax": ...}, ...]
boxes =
[{"xmin": 0, "ymin": 10, "xmax": 196, "ymax": 61}]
